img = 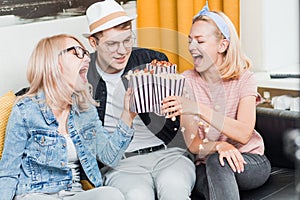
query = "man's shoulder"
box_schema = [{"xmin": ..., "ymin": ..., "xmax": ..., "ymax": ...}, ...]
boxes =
[
  {"xmin": 131, "ymin": 47, "xmax": 162, "ymax": 54},
  {"xmin": 130, "ymin": 47, "xmax": 168, "ymax": 61}
]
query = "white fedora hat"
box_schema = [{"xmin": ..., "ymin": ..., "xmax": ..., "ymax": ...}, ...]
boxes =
[{"xmin": 83, "ymin": 0, "xmax": 136, "ymax": 37}]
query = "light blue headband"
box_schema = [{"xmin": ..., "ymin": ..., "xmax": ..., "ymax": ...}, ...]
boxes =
[{"xmin": 194, "ymin": 4, "xmax": 230, "ymax": 41}]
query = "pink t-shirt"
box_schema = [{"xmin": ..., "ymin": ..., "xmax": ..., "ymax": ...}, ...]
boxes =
[{"xmin": 182, "ymin": 69, "xmax": 265, "ymax": 156}]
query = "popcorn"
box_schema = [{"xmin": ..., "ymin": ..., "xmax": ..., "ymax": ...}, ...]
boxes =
[
  {"xmin": 181, "ymin": 127, "xmax": 186, "ymax": 133},
  {"xmin": 126, "ymin": 60, "xmax": 185, "ymax": 115},
  {"xmin": 193, "ymin": 115, "xmax": 200, "ymax": 121},
  {"xmin": 198, "ymin": 121, "xmax": 204, "ymax": 126},
  {"xmin": 146, "ymin": 59, "xmax": 177, "ymax": 74},
  {"xmin": 203, "ymin": 138, "xmax": 209, "ymax": 143},
  {"xmin": 199, "ymin": 144, "xmax": 204, "ymax": 150},
  {"xmin": 204, "ymin": 127, "xmax": 210, "ymax": 133}
]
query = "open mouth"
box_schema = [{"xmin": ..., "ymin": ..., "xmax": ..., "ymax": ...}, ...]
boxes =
[
  {"xmin": 192, "ymin": 54, "xmax": 203, "ymax": 67},
  {"xmin": 114, "ymin": 55, "xmax": 126, "ymax": 63},
  {"xmin": 79, "ymin": 67, "xmax": 88, "ymax": 83}
]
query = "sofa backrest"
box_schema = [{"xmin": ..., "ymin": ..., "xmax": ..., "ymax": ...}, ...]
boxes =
[{"xmin": 255, "ymin": 107, "xmax": 300, "ymax": 169}]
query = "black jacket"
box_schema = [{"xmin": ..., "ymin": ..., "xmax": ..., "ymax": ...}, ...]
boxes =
[{"xmin": 87, "ymin": 47, "xmax": 180, "ymax": 145}]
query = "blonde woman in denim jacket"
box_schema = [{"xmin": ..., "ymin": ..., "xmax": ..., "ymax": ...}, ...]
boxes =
[{"xmin": 0, "ymin": 34, "xmax": 136, "ymax": 200}]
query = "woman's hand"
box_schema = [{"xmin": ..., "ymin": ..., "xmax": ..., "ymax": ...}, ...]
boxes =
[
  {"xmin": 121, "ymin": 88, "xmax": 137, "ymax": 126},
  {"xmin": 161, "ymin": 96, "xmax": 199, "ymax": 118},
  {"xmin": 216, "ymin": 142, "xmax": 247, "ymax": 173}
]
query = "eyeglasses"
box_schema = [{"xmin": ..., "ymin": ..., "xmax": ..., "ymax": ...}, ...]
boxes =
[
  {"xmin": 59, "ymin": 46, "xmax": 90, "ymax": 59},
  {"xmin": 94, "ymin": 32, "xmax": 136, "ymax": 53}
]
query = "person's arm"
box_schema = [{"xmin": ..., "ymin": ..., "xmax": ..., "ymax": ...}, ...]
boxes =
[
  {"xmin": 162, "ymin": 95, "xmax": 256, "ymax": 145},
  {"xmin": 0, "ymin": 105, "xmax": 27, "ymax": 200},
  {"xmin": 180, "ymin": 111, "xmax": 220, "ymax": 156},
  {"xmin": 194, "ymin": 95, "xmax": 256, "ymax": 144},
  {"xmin": 120, "ymin": 88, "xmax": 136, "ymax": 127},
  {"xmin": 177, "ymin": 99, "xmax": 249, "ymax": 173},
  {"xmin": 95, "ymin": 118, "xmax": 134, "ymax": 167},
  {"xmin": 199, "ymin": 96, "xmax": 256, "ymax": 144},
  {"xmin": 95, "ymin": 89, "xmax": 135, "ymax": 167}
]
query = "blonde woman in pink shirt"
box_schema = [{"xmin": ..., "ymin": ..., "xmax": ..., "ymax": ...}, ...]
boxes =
[{"xmin": 162, "ymin": 5, "xmax": 271, "ymax": 200}]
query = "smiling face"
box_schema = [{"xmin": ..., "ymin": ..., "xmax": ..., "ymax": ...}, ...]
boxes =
[
  {"xmin": 89, "ymin": 27, "xmax": 133, "ymax": 74},
  {"xmin": 59, "ymin": 37, "xmax": 91, "ymax": 92},
  {"xmin": 188, "ymin": 20, "xmax": 228, "ymax": 74}
]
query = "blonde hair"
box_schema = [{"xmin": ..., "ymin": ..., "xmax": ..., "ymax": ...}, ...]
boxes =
[
  {"xmin": 24, "ymin": 34, "xmax": 97, "ymax": 111},
  {"xmin": 193, "ymin": 12, "xmax": 252, "ymax": 80}
]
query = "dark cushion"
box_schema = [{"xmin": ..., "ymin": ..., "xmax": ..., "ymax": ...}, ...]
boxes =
[{"xmin": 240, "ymin": 167, "xmax": 296, "ymax": 200}]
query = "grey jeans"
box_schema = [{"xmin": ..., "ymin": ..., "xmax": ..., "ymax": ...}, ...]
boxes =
[
  {"xmin": 14, "ymin": 186, "xmax": 125, "ymax": 200},
  {"xmin": 104, "ymin": 147, "xmax": 196, "ymax": 200},
  {"xmin": 193, "ymin": 153, "xmax": 271, "ymax": 200}
]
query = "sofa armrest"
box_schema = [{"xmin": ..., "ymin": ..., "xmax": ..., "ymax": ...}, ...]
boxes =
[{"xmin": 255, "ymin": 107, "xmax": 300, "ymax": 169}]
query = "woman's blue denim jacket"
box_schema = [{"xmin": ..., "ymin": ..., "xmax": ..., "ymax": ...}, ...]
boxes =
[{"xmin": 0, "ymin": 92, "xmax": 134, "ymax": 200}]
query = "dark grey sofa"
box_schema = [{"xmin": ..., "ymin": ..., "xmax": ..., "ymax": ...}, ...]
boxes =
[{"xmin": 240, "ymin": 107, "xmax": 300, "ymax": 200}]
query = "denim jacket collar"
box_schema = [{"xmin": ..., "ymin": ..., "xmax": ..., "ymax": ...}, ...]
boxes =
[
  {"xmin": 36, "ymin": 91, "xmax": 56, "ymax": 125},
  {"xmin": 36, "ymin": 91, "xmax": 80, "ymax": 125},
  {"xmin": 71, "ymin": 96, "xmax": 81, "ymax": 117}
]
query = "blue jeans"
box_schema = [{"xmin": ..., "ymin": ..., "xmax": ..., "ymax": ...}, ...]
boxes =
[{"xmin": 193, "ymin": 153, "xmax": 271, "ymax": 200}]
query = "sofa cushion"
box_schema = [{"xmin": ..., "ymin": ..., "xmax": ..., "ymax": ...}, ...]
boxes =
[
  {"xmin": 240, "ymin": 167, "xmax": 296, "ymax": 200},
  {"xmin": 0, "ymin": 91, "xmax": 16, "ymax": 159}
]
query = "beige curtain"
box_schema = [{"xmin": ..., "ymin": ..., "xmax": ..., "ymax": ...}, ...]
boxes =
[{"xmin": 136, "ymin": 0, "xmax": 239, "ymax": 72}]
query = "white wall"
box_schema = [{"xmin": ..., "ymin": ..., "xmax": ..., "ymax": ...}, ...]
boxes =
[
  {"xmin": 240, "ymin": 0, "xmax": 299, "ymax": 73},
  {"xmin": 0, "ymin": 1, "xmax": 137, "ymax": 96},
  {"xmin": 0, "ymin": 16, "xmax": 90, "ymax": 96}
]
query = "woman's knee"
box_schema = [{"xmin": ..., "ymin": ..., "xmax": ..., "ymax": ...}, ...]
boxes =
[
  {"xmin": 205, "ymin": 153, "xmax": 235, "ymax": 177},
  {"xmin": 206, "ymin": 153, "xmax": 222, "ymax": 167},
  {"xmin": 238, "ymin": 154, "xmax": 271, "ymax": 190},
  {"xmin": 125, "ymin": 187, "xmax": 155, "ymax": 200}
]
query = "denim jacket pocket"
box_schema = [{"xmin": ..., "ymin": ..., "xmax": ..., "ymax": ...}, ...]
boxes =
[{"xmin": 29, "ymin": 130, "xmax": 58, "ymax": 164}]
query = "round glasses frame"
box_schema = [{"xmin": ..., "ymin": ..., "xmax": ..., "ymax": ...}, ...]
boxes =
[
  {"xmin": 93, "ymin": 32, "xmax": 136, "ymax": 53},
  {"xmin": 59, "ymin": 46, "xmax": 90, "ymax": 59}
]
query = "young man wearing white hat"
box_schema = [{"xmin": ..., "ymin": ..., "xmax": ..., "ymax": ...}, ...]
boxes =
[{"xmin": 83, "ymin": 1, "xmax": 195, "ymax": 199}]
